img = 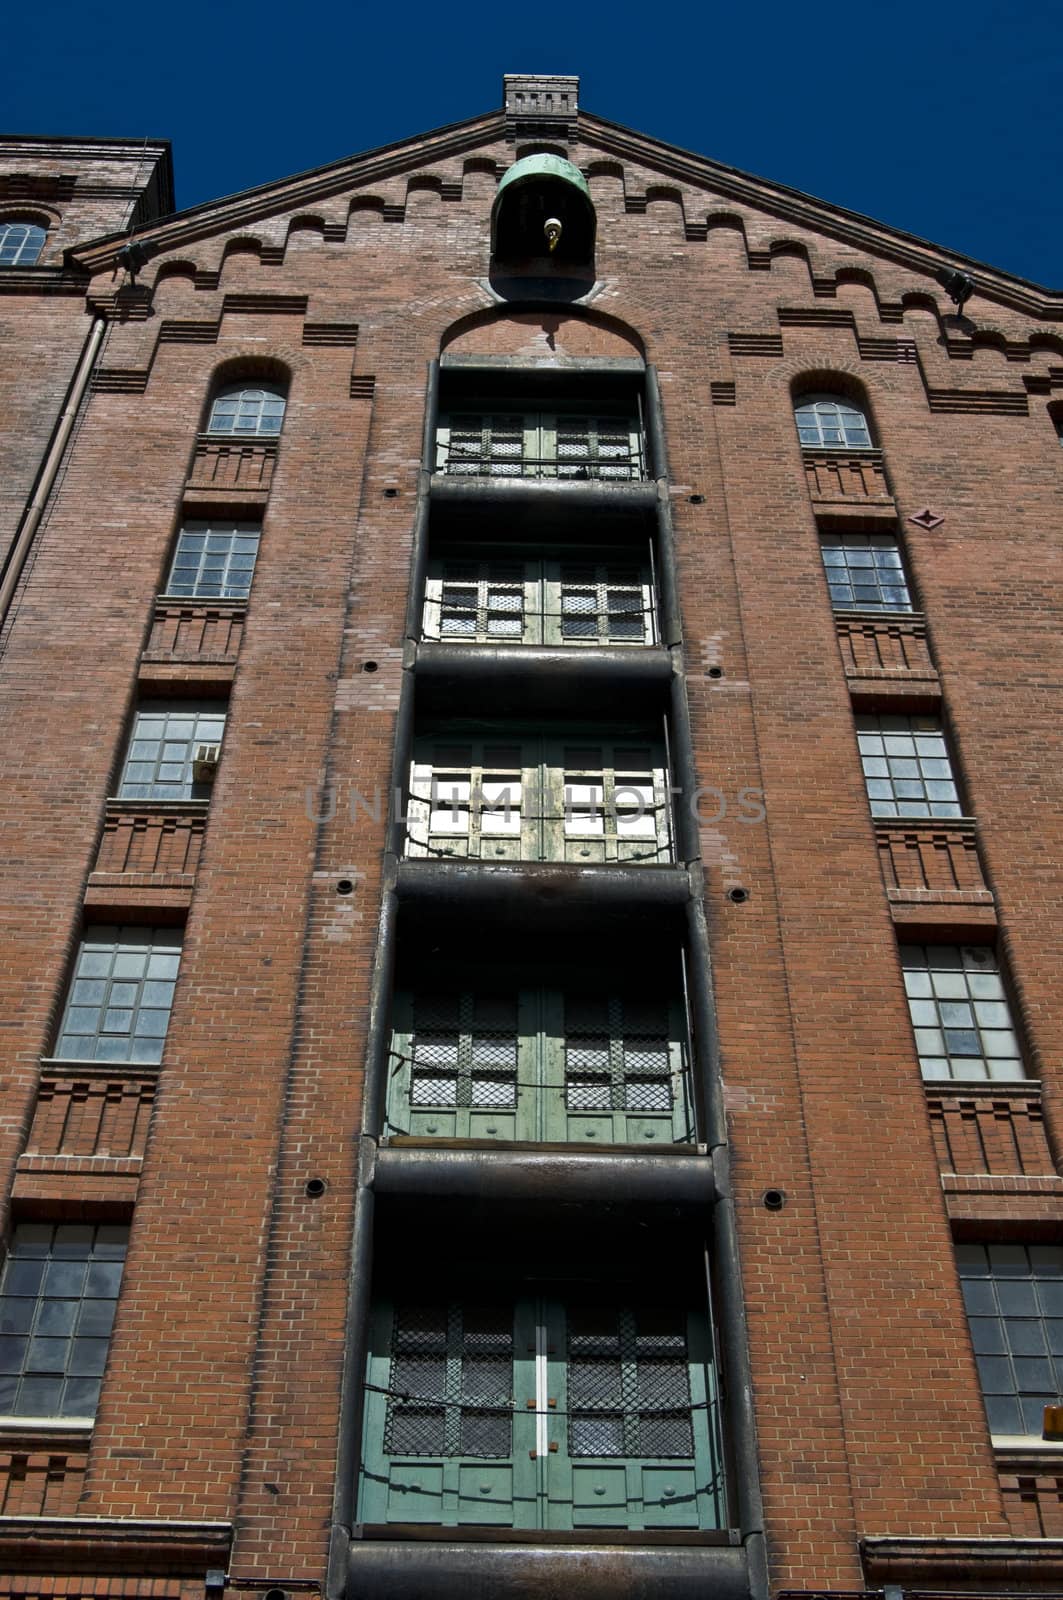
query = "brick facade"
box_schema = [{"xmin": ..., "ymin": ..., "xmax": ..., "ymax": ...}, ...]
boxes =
[{"xmin": 0, "ymin": 76, "xmax": 1060, "ymax": 1600}]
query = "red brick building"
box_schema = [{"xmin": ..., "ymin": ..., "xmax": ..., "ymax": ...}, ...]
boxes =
[{"xmin": 1, "ymin": 72, "xmax": 1062, "ymax": 1600}]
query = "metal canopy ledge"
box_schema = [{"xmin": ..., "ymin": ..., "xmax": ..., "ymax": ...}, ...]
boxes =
[
  {"xmin": 372, "ymin": 1145, "xmax": 716, "ymax": 1207},
  {"xmin": 414, "ymin": 642, "xmax": 672, "ymax": 717},
  {"xmin": 395, "ymin": 859, "xmax": 692, "ymax": 911},
  {"xmin": 429, "ymin": 476, "xmax": 659, "ymax": 513},
  {"xmin": 416, "ymin": 641, "xmax": 671, "ymax": 683},
  {"xmin": 347, "ymin": 1536, "xmax": 749, "ymax": 1600}
]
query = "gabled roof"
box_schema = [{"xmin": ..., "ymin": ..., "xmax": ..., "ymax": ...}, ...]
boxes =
[{"xmin": 67, "ymin": 99, "xmax": 1061, "ymax": 317}]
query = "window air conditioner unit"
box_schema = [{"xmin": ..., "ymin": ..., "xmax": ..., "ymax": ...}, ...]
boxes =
[{"xmin": 192, "ymin": 744, "xmax": 221, "ymax": 784}]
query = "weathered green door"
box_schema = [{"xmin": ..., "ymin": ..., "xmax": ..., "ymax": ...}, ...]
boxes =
[
  {"xmin": 358, "ymin": 1295, "xmax": 723, "ymax": 1532},
  {"xmin": 359, "ymin": 1299, "xmax": 538, "ymax": 1528},
  {"xmin": 543, "ymin": 993, "xmax": 694, "ymax": 1146},
  {"xmin": 406, "ymin": 733, "xmax": 672, "ymax": 866},
  {"xmin": 543, "ymin": 1301, "xmax": 722, "ymax": 1530},
  {"xmin": 435, "ymin": 412, "xmax": 643, "ymax": 481},
  {"xmin": 385, "ymin": 990, "xmax": 694, "ymax": 1146},
  {"xmin": 386, "ymin": 991, "xmax": 539, "ymax": 1141},
  {"xmin": 542, "ymin": 557, "xmax": 656, "ymax": 646}
]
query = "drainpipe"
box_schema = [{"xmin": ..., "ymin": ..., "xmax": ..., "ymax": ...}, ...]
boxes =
[{"xmin": 0, "ymin": 313, "xmax": 107, "ymax": 631}]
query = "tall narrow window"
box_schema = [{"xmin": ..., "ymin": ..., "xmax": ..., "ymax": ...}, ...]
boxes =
[
  {"xmin": 0, "ymin": 1223, "xmax": 127, "ymax": 1420},
  {"xmin": 206, "ymin": 382, "xmax": 286, "ymax": 437},
  {"xmin": 958, "ymin": 1242, "xmax": 1063, "ymax": 1437},
  {"xmin": 900, "ymin": 944, "xmax": 1026, "ymax": 1082},
  {"xmin": 856, "ymin": 713, "xmax": 962, "ymax": 818},
  {"xmin": 118, "ymin": 701, "xmax": 227, "ymax": 802},
  {"xmin": 54, "ymin": 925, "xmax": 182, "ymax": 1064},
  {"xmin": 820, "ymin": 533, "xmax": 912, "ymax": 611},
  {"xmin": 165, "ymin": 521, "xmax": 261, "ymax": 600},
  {"xmin": 794, "ymin": 394, "xmax": 872, "ymax": 449},
  {"xmin": 0, "ymin": 221, "xmax": 46, "ymax": 266}
]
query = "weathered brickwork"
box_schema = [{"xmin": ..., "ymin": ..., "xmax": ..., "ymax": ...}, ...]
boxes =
[{"xmin": 1, "ymin": 86, "xmax": 1061, "ymax": 1600}]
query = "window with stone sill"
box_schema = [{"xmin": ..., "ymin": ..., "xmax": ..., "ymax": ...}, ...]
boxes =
[
  {"xmin": 118, "ymin": 700, "xmax": 227, "ymax": 803},
  {"xmin": 820, "ymin": 532, "xmax": 912, "ymax": 612},
  {"xmin": 856, "ymin": 712, "xmax": 962, "ymax": 818},
  {"xmin": 901, "ymin": 944, "xmax": 1027, "ymax": 1082},
  {"xmin": 164, "ymin": 520, "xmax": 261, "ymax": 601},
  {"xmin": 0, "ymin": 1223, "xmax": 127, "ymax": 1420},
  {"xmin": 0, "ymin": 221, "xmax": 46, "ymax": 267},
  {"xmin": 54, "ymin": 925, "xmax": 182, "ymax": 1065},
  {"xmin": 794, "ymin": 393, "xmax": 872, "ymax": 450},
  {"xmin": 959, "ymin": 1242, "xmax": 1063, "ymax": 1438},
  {"xmin": 206, "ymin": 381, "xmax": 286, "ymax": 437}
]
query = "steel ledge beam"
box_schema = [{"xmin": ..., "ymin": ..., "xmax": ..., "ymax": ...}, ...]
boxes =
[
  {"xmin": 347, "ymin": 1536, "xmax": 749, "ymax": 1600},
  {"xmin": 429, "ymin": 475, "xmax": 659, "ymax": 515},
  {"xmin": 416, "ymin": 640, "xmax": 671, "ymax": 684},
  {"xmin": 394, "ymin": 858, "xmax": 692, "ymax": 913},
  {"xmin": 371, "ymin": 1145, "xmax": 716, "ymax": 1207},
  {"xmin": 414, "ymin": 641, "xmax": 672, "ymax": 717}
]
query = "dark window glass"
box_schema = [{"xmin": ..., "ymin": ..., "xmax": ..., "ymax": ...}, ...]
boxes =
[{"xmin": 0, "ymin": 1224, "xmax": 127, "ymax": 1418}]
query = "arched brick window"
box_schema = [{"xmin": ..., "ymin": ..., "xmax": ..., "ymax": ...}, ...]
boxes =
[
  {"xmin": 0, "ymin": 221, "xmax": 46, "ymax": 266},
  {"xmin": 794, "ymin": 392, "xmax": 872, "ymax": 449},
  {"xmin": 206, "ymin": 380, "xmax": 287, "ymax": 437}
]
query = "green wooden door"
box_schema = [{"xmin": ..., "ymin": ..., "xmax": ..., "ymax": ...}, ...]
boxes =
[
  {"xmin": 407, "ymin": 736, "xmax": 539, "ymax": 862},
  {"xmin": 359, "ymin": 1298, "xmax": 538, "ymax": 1528},
  {"xmin": 386, "ymin": 989, "xmax": 694, "ymax": 1147},
  {"xmin": 543, "ymin": 737, "xmax": 672, "ymax": 865},
  {"xmin": 423, "ymin": 557, "xmax": 542, "ymax": 644},
  {"xmin": 543, "ymin": 1301, "xmax": 723, "ymax": 1531},
  {"xmin": 358, "ymin": 1295, "xmax": 723, "ymax": 1532},
  {"xmin": 436, "ymin": 412, "xmax": 643, "ymax": 481},
  {"xmin": 541, "ymin": 993, "xmax": 695, "ymax": 1146},
  {"xmin": 407, "ymin": 734, "xmax": 671, "ymax": 866},
  {"xmin": 385, "ymin": 991, "xmax": 538, "ymax": 1142},
  {"xmin": 542, "ymin": 557, "xmax": 656, "ymax": 646}
]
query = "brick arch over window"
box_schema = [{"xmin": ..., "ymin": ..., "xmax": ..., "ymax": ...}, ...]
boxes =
[
  {"xmin": 441, "ymin": 307, "xmax": 645, "ymax": 365},
  {"xmin": 201, "ymin": 358, "xmax": 292, "ymax": 437},
  {"xmin": 790, "ymin": 370, "xmax": 877, "ymax": 449}
]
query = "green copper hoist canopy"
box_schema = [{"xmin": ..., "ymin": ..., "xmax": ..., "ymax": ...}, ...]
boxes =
[
  {"xmin": 491, "ymin": 154, "xmax": 596, "ymax": 271},
  {"xmin": 493, "ymin": 153, "xmax": 592, "ymax": 208}
]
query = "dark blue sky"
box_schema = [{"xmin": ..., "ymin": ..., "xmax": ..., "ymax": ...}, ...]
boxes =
[{"xmin": 4, "ymin": 1, "xmax": 1060, "ymax": 287}]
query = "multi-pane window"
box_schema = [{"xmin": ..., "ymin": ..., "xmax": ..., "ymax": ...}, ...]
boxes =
[
  {"xmin": 118, "ymin": 701, "xmax": 227, "ymax": 801},
  {"xmin": 820, "ymin": 533, "xmax": 912, "ymax": 611},
  {"xmin": 54, "ymin": 925, "xmax": 182, "ymax": 1064},
  {"xmin": 387, "ymin": 987, "xmax": 693, "ymax": 1144},
  {"xmin": 0, "ymin": 221, "xmax": 46, "ymax": 266},
  {"xmin": 435, "ymin": 412, "xmax": 645, "ymax": 480},
  {"xmin": 958, "ymin": 1243, "xmax": 1063, "ymax": 1437},
  {"xmin": 164, "ymin": 521, "xmax": 261, "ymax": 600},
  {"xmin": 423, "ymin": 556, "xmax": 656, "ymax": 647},
  {"xmin": 206, "ymin": 382, "xmax": 286, "ymax": 437},
  {"xmin": 0, "ymin": 1223, "xmax": 127, "ymax": 1419},
  {"xmin": 360, "ymin": 1292, "xmax": 722, "ymax": 1530},
  {"xmin": 794, "ymin": 394, "xmax": 872, "ymax": 449},
  {"xmin": 901, "ymin": 944, "xmax": 1026, "ymax": 1081},
  {"xmin": 856, "ymin": 713, "xmax": 962, "ymax": 818},
  {"xmin": 406, "ymin": 735, "xmax": 672, "ymax": 865}
]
